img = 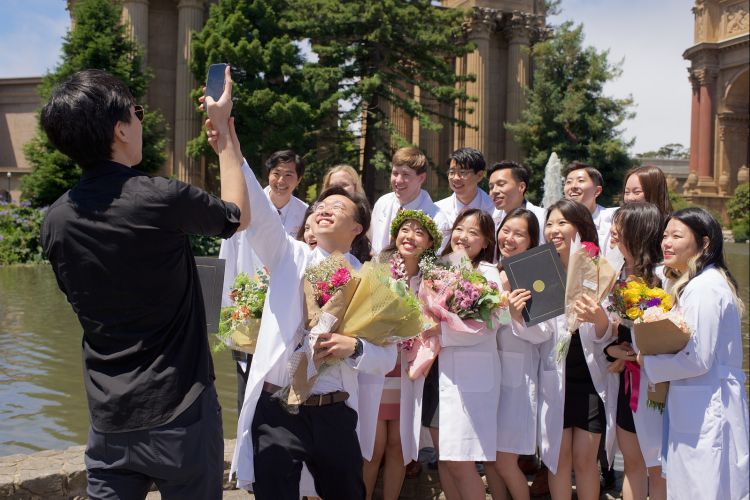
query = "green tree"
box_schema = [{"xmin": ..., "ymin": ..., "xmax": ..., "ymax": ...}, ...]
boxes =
[
  {"xmin": 639, "ymin": 143, "xmax": 689, "ymax": 159},
  {"xmin": 190, "ymin": 0, "xmax": 333, "ymax": 198},
  {"xmin": 22, "ymin": 0, "xmax": 167, "ymax": 207},
  {"xmin": 507, "ymin": 21, "xmax": 634, "ymax": 205},
  {"xmin": 728, "ymin": 182, "xmax": 750, "ymax": 242},
  {"xmin": 286, "ymin": 0, "xmax": 475, "ymax": 199}
]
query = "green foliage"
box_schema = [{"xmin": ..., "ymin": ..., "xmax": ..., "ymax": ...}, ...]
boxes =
[
  {"xmin": 22, "ymin": 0, "xmax": 167, "ymax": 207},
  {"xmin": 669, "ymin": 191, "xmax": 692, "ymax": 212},
  {"xmin": 639, "ymin": 143, "xmax": 689, "ymax": 160},
  {"xmin": 286, "ymin": 0, "xmax": 475, "ymax": 199},
  {"xmin": 0, "ymin": 202, "xmax": 46, "ymax": 265},
  {"xmin": 728, "ymin": 183, "xmax": 749, "ymax": 241},
  {"xmin": 507, "ymin": 21, "xmax": 634, "ymax": 205},
  {"xmin": 189, "ymin": 234, "xmax": 222, "ymax": 257},
  {"xmin": 189, "ymin": 0, "xmax": 334, "ymax": 196}
]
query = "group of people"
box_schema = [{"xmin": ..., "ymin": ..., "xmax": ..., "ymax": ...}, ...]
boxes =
[{"xmin": 38, "ymin": 67, "xmax": 747, "ymax": 500}]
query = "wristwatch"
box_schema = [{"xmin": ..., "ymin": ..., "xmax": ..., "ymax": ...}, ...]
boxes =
[{"xmin": 350, "ymin": 337, "xmax": 363, "ymax": 359}]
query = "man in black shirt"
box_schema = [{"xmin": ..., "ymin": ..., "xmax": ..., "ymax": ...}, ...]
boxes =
[{"xmin": 39, "ymin": 69, "xmax": 248, "ymax": 499}]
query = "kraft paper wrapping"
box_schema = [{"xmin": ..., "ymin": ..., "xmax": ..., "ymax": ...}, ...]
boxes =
[
  {"xmin": 564, "ymin": 249, "xmax": 618, "ymax": 333},
  {"xmin": 227, "ymin": 318, "xmax": 261, "ymax": 354},
  {"xmin": 633, "ymin": 319, "xmax": 690, "ymax": 408}
]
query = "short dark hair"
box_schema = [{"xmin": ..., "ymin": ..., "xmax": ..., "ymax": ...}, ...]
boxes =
[
  {"xmin": 447, "ymin": 147, "xmax": 486, "ymax": 173},
  {"xmin": 497, "ymin": 207, "xmax": 540, "ymax": 251},
  {"xmin": 317, "ymin": 185, "xmax": 372, "ymax": 262},
  {"xmin": 563, "ymin": 161, "xmax": 603, "ymax": 188},
  {"xmin": 488, "ymin": 161, "xmax": 530, "ymax": 194},
  {"xmin": 441, "ymin": 208, "xmax": 496, "ymax": 265},
  {"xmin": 40, "ymin": 69, "xmax": 135, "ymax": 168},
  {"xmin": 265, "ymin": 150, "xmax": 305, "ymax": 178},
  {"xmin": 545, "ymin": 198, "xmax": 599, "ymax": 246}
]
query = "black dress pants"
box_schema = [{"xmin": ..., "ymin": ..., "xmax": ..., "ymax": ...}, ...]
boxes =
[
  {"xmin": 85, "ymin": 384, "xmax": 223, "ymax": 500},
  {"xmin": 251, "ymin": 391, "xmax": 365, "ymax": 500}
]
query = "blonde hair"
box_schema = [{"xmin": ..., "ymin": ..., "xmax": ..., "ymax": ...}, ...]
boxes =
[
  {"xmin": 321, "ymin": 164, "xmax": 364, "ymax": 194},
  {"xmin": 665, "ymin": 260, "xmax": 745, "ymax": 317},
  {"xmin": 392, "ymin": 146, "xmax": 428, "ymax": 175}
]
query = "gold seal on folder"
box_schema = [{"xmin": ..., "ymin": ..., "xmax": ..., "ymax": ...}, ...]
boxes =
[{"xmin": 533, "ymin": 280, "xmax": 546, "ymax": 293}]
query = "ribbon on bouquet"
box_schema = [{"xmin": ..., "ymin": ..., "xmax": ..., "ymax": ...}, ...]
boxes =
[{"xmin": 624, "ymin": 360, "xmax": 641, "ymax": 413}]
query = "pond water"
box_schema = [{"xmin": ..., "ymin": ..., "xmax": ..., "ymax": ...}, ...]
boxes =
[{"xmin": 1, "ymin": 244, "xmax": 748, "ymax": 456}]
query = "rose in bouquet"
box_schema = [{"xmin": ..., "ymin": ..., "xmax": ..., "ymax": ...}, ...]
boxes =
[
  {"xmin": 214, "ymin": 269, "xmax": 269, "ymax": 353},
  {"xmin": 557, "ymin": 238, "xmax": 618, "ymax": 363}
]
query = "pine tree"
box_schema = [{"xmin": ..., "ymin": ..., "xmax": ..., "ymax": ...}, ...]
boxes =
[
  {"xmin": 22, "ymin": 0, "xmax": 167, "ymax": 207},
  {"xmin": 286, "ymin": 0, "xmax": 475, "ymax": 199},
  {"xmin": 189, "ymin": 0, "xmax": 333, "ymax": 198},
  {"xmin": 506, "ymin": 21, "xmax": 634, "ymax": 205}
]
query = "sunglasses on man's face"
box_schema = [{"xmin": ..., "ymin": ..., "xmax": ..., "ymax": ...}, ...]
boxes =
[{"xmin": 134, "ymin": 105, "xmax": 144, "ymax": 122}]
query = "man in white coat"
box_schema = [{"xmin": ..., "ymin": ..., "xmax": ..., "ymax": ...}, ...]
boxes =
[
  {"xmin": 435, "ymin": 147, "xmax": 495, "ymax": 251},
  {"xmin": 563, "ymin": 162, "xmax": 616, "ymax": 250},
  {"xmin": 370, "ymin": 146, "xmax": 440, "ymax": 255},
  {"xmin": 218, "ymin": 149, "xmax": 308, "ymax": 412},
  {"xmin": 488, "ymin": 160, "xmax": 546, "ymax": 242},
  {"xmin": 205, "ymin": 104, "xmax": 396, "ymax": 500}
]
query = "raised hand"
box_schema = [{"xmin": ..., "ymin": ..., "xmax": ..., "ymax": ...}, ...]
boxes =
[{"xmin": 508, "ymin": 288, "xmax": 532, "ymax": 322}]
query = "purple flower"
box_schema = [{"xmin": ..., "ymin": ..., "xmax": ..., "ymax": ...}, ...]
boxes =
[{"xmin": 646, "ymin": 297, "xmax": 662, "ymax": 308}]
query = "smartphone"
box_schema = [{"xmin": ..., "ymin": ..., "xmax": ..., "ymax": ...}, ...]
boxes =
[{"xmin": 205, "ymin": 63, "xmax": 228, "ymax": 101}]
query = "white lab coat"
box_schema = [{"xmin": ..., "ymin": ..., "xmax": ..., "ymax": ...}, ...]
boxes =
[
  {"xmin": 370, "ymin": 190, "xmax": 440, "ymax": 255},
  {"xmin": 437, "ymin": 262, "xmax": 502, "ymax": 461},
  {"xmin": 434, "ymin": 190, "xmax": 496, "ymax": 252},
  {"xmin": 230, "ymin": 162, "xmax": 396, "ymax": 491},
  {"xmin": 496, "ymin": 318, "xmax": 552, "ymax": 454},
  {"xmin": 591, "ymin": 204, "xmax": 616, "ymax": 254},
  {"xmin": 537, "ymin": 314, "xmax": 617, "ymax": 474},
  {"xmin": 643, "ymin": 266, "xmax": 749, "ymax": 500},
  {"xmin": 492, "ymin": 199, "xmax": 548, "ymax": 244}
]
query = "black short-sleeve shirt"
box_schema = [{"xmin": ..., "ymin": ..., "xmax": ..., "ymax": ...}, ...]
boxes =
[{"xmin": 40, "ymin": 160, "xmax": 241, "ymax": 433}]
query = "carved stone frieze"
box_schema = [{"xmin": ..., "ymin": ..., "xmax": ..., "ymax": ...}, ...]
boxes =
[
  {"xmin": 463, "ymin": 6, "xmax": 497, "ymax": 38},
  {"xmin": 725, "ymin": 3, "xmax": 749, "ymax": 36}
]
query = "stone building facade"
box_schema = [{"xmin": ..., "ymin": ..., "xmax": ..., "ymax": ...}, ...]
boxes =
[
  {"xmin": 684, "ymin": 0, "xmax": 749, "ymax": 217},
  {"xmin": 0, "ymin": 78, "xmax": 42, "ymax": 201}
]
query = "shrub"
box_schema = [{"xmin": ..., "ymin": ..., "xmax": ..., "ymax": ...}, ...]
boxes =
[
  {"xmin": 190, "ymin": 234, "xmax": 222, "ymax": 257},
  {"xmin": 0, "ymin": 202, "xmax": 47, "ymax": 264},
  {"xmin": 731, "ymin": 220, "xmax": 749, "ymax": 243}
]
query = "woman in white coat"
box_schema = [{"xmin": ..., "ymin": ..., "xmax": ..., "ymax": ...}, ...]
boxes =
[
  {"xmin": 492, "ymin": 208, "xmax": 553, "ymax": 500},
  {"xmin": 362, "ymin": 209, "xmax": 442, "ymax": 500},
  {"xmin": 639, "ymin": 207, "xmax": 749, "ymax": 500},
  {"xmin": 539, "ymin": 199, "xmax": 617, "ymax": 500},
  {"xmin": 424, "ymin": 208, "xmax": 502, "ymax": 500}
]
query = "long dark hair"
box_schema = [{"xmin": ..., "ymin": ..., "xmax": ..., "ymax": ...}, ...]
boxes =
[
  {"xmin": 665, "ymin": 207, "xmax": 742, "ymax": 313},
  {"xmin": 441, "ymin": 208, "xmax": 496, "ymax": 266},
  {"xmin": 544, "ymin": 199, "xmax": 598, "ymax": 246},
  {"xmin": 496, "ymin": 208, "xmax": 540, "ymax": 270},
  {"xmin": 623, "ymin": 165, "xmax": 673, "ymax": 216},
  {"xmin": 295, "ymin": 205, "xmax": 315, "ymax": 242},
  {"xmin": 612, "ymin": 202, "xmax": 663, "ymax": 286}
]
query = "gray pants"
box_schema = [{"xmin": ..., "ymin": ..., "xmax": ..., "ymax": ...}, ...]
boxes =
[{"xmin": 85, "ymin": 384, "xmax": 224, "ymax": 500}]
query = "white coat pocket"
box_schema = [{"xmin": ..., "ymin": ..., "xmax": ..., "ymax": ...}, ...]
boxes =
[
  {"xmin": 668, "ymin": 385, "xmax": 717, "ymax": 435},
  {"xmin": 500, "ymin": 351, "xmax": 525, "ymax": 388},
  {"xmin": 454, "ymin": 351, "xmax": 495, "ymax": 393}
]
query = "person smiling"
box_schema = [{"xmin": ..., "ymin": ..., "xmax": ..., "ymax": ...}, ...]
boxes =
[
  {"xmin": 563, "ymin": 162, "xmax": 615, "ymax": 250},
  {"xmin": 638, "ymin": 208, "xmax": 749, "ymax": 500},
  {"xmin": 370, "ymin": 147, "xmax": 440, "ymax": 255},
  {"xmin": 435, "ymin": 148, "xmax": 496, "ymax": 251},
  {"xmin": 488, "ymin": 161, "xmax": 547, "ymax": 242}
]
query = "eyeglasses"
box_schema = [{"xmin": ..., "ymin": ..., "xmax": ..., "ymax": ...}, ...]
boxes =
[
  {"xmin": 134, "ymin": 105, "xmax": 144, "ymax": 122},
  {"xmin": 447, "ymin": 168, "xmax": 474, "ymax": 179},
  {"xmin": 313, "ymin": 200, "xmax": 347, "ymax": 214}
]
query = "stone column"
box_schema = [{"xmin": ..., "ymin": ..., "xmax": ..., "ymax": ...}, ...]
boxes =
[
  {"xmin": 504, "ymin": 13, "xmax": 531, "ymax": 162},
  {"xmin": 174, "ymin": 0, "xmax": 204, "ymax": 185},
  {"xmin": 464, "ymin": 7, "xmax": 494, "ymax": 154},
  {"xmin": 696, "ymin": 68, "xmax": 717, "ymax": 187},
  {"xmin": 122, "ymin": 0, "xmax": 149, "ymax": 66},
  {"xmin": 686, "ymin": 73, "xmax": 700, "ymax": 192}
]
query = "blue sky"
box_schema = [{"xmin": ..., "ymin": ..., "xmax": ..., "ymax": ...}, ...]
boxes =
[{"xmin": 0, "ymin": 0, "xmax": 694, "ymax": 154}]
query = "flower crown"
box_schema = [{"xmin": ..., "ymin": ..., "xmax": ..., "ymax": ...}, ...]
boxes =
[{"xmin": 390, "ymin": 209, "xmax": 442, "ymax": 253}]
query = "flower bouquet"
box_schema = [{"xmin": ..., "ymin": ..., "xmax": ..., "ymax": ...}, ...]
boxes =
[
  {"xmin": 279, "ymin": 253, "xmax": 430, "ymax": 412},
  {"xmin": 214, "ymin": 269, "xmax": 269, "ymax": 353},
  {"xmin": 557, "ymin": 238, "xmax": 618, "ymax": 363}
]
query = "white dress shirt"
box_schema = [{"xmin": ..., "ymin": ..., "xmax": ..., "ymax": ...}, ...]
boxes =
[
  {"xmin": 492, "ymin": 199, "xmax": 548, "ymax": 243},
  {"xmin": 434, "ymin": 189, "xmax": 496, "ymax": 252},
  {"xmin": 370, "ymin": 190, "xmax": 440, "ymax": 255}
]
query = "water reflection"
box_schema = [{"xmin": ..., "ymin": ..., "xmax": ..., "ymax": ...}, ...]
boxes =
[{"xmin": 1, "ymin": 245, "xmax": 748, "ymax": 456}]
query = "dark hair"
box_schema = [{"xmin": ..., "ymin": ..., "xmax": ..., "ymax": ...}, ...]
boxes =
[
  {"xmin": 665, "ymin": 208, "xmax": 740, "ymax": 304},
  {"xmin": 316, "ymin": 185, "xmax": 372, "ymax": 262},
  {"xmin": 545, "ymin": 199, "xmax": 599, "ymax": 245},
  {"xmin": 497, "ymin": 207, "xmax": 540, "ymax": 253},
  {"xmin": 623, "ymin": 165, "xmax": 673, "ymax": 216},
  {"xmin": 612, "ymin": 203, "xmax": 664, "ymax": 287},
  {"xmin": 447, "ymin": 147, "xmax": 486, "ymax": 173},
  {"xmin": 40, "ymin": 69, "xmax": 135, "ymax": 168},
  {"xmin": 441, "ymin": 208, "xmax": 496, "ymax": 266},
  {"xmin": 488, "ymin": 161, "xmax": 530, "ymax": 194},
  {"xmin": 265, "ymin": 149, "xmax": 305, "ymax": 178},
  {"xmin": 563, "ymin": 161, "xmax": 603, "ymax": 188},
  {"xmin": 295, "ymin": 205, "xmax": 316, "ymax": 242}
]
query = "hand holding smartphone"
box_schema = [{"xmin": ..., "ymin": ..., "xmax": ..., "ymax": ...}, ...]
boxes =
[{"xmin": 205, "ymin": 63, "xmax": 228, "ymax": 102}]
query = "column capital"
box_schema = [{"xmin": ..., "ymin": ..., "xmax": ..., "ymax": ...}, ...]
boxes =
[
  {"xmin": 692, "ymin": 67, "xmax": 718, "ymax": 86},
  {"xmin": 502, "ymin": 11, "xmax": 546, "ymax": 44},
  {"xmin": 463, "ymin": 6, "xmax": 497, "ymax": 40}
]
